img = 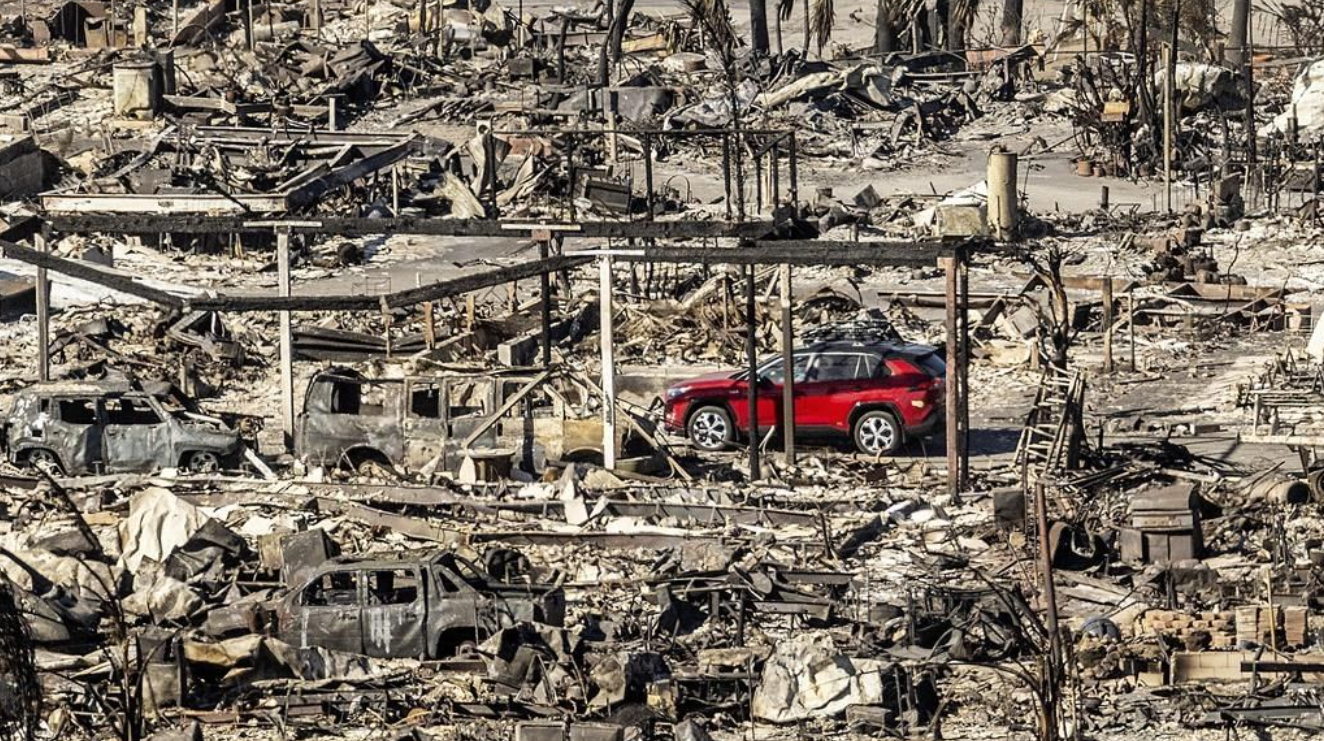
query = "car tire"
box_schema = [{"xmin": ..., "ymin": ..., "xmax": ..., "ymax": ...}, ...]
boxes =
[
  {"xmin": 26, "ymin": 449, "xmax": 62, "ymax": 475},
  {"xmin": 687, "ymin": 405, "xmax": 735, "ymax": 451},
  {"xmin": 185, "ymin": 450, "xmax": 221, "ymax": 474},
  {"xmin": 853, "ymin": 411, "xmax": 901, "ymax": 456}
]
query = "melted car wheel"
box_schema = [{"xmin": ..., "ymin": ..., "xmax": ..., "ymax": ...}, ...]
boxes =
[
  {"xmin": 26, "ymin": 449, "xmax": 62, "ymax": 475},
  {"xmin": 687, "ymin": 406, "xmax": 734, "ymax": 451},
  {"xmin": 854, "ymin": 411, "xmax": 901, "ymax": 455},
  {"xmin": 186, "ymin": 451, "xmax": 221, "ymax": 474}
]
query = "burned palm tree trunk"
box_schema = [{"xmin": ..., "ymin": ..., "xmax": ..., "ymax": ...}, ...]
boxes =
[
  {"xmin": 873, "ymin": 0, "xmax": 895, "ymax": 53},
  {"xmin": 1228, "ymin": 0, "xmax": 1249, "ymax": 65},
  {"xmin": 999, "ymin": 0, "xmax": 1021, "ymax": 46},
  {"xmin": 750, "ymin": 0, "xmax": 770, "ymax": 54},
  {"xmin": 608, "ymin": 0, "xmax": 634, "ymax": 61},
  {"xmin": 0, "ymin": 580, "xmax": 39, "ymax": 741}
]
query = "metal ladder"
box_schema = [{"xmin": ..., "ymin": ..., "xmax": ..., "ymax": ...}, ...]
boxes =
[{"xmin": 1016, "ymin": 370, "xmax": 1084, "ymax": 488}]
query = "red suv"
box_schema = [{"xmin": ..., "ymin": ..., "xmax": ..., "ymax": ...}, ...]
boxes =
[{"xmin": 662, "ymin": 341, "xmax": 945, "ymax": 455}]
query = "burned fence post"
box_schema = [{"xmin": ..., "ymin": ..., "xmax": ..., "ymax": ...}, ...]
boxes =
[
  {"xmin": 34, "ymin": 230, "xmax": 48, "ymax": 383},
  {"xmin": 745, "ymin": 259, "xmax": 760, "ymax": 481},
  {"xmin": 599, "ymin": 253, "xmax": 617, "ymax": 470},
  {"xmin": 780, "ymin": 263, "xmax": 795, "ymax": 465}
]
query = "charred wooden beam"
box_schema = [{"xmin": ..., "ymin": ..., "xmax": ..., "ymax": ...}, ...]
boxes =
[
  {"xmin": 189, "ymin": 255, "xmax": 593, "ymax": 312},
  {"xmin": 596, "ymin": 240, "xmax": 970, "ymax": 267},
  {"xmin": 2, "ymin": 237, "xmax": 590, "ymax": 312},
  {"xmin": 45, "ymin": 215, "xmax": 778, "ymax": 240},
  {"xmin": 0, "ymin": 239, "xmax": 186, "ymax": 308}
]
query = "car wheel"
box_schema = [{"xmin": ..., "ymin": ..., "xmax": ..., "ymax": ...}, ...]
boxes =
[
  {"xmin": 687, "ymin": 406, "xmax": 734, "ymax": 451},
  {"xmin": 854, "ymin": 411, "xmax": 901, "ymax": 456},
  {"xmin": 26, "ymin": 449, "xmax": 62, "ymax": 475},
  {"xmin": 185, "ymin": 451, "xmax": 221, "ymax": 474}
]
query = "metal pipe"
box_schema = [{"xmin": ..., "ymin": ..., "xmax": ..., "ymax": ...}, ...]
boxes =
[
  {"xmin": 746, "ymin": 261, "xmax": 760, "ymax": 480},
  {"xmin": 780, "ymin": 263, "xmax": 795, "ymax": 465}
]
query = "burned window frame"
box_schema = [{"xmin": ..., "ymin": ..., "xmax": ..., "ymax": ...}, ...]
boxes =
[
  {"xmin": 103, "ymin": 395, "xmax": 165, "ymax": 426},
  {"xmin": 56, "ymin": 397, "xmax": 99, "ymax": 426},
  {"xmin": 364, "ymin": 567, "xmax": 422, "ymax": 606},
  {"xmin": 299, "ymin": 569, "xmax": 361, "ymax": 607}
]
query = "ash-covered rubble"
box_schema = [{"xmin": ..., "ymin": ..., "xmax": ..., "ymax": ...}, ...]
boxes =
[{"xmin": 2, "ymin": 0, "xmax": 1324, "ymax": 738}]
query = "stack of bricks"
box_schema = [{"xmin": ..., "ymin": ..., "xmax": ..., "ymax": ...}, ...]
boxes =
[
  {"xmin": 1234, "ymin": 605, "xmax": 1310, "ymax": 648},
  {"xmin": 1141, "ymin": 609, "xmax": 1237, "ymax": 649}
]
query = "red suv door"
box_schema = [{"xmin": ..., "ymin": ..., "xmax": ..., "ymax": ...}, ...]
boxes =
[
  {"xmin": 732, "ymin": 352, "xmax": 811, "ymax": 433},
  {"xmin": 796, "ymin": 352, "xmax": 883, "ymax": 432}
]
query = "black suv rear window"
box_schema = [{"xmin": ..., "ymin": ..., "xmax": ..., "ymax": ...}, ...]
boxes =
[{"xmin": 915, "ymin": 353, "xmax": 946, "ymax": 378}]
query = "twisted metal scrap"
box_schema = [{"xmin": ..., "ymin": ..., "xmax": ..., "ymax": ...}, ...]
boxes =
[{"xmin": 0, "ymin": 581, "xmax": 39, "ymax": 741}]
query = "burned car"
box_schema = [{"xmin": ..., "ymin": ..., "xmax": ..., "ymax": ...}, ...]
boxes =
[
  {"xmin": 272, "ymin": 551, "xmax": 566, "ymax": 658},
  {"xmin": 3, "ymin": 380, "xmax": 246, "ymax": 475},
  {"xmin": 296, "ymin": 367, "xmax": 617, "ymax": 474}
]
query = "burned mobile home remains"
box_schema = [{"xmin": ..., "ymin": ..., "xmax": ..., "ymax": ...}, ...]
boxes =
[{"xmin": 8, "ymin": 0, "xmax": 1324, "ymax": 739}]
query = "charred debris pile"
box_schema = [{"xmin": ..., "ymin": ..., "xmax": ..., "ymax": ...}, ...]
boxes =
[{"xmin": 5, "ymin": 0, "xmax": 1324, "ymax": 739}]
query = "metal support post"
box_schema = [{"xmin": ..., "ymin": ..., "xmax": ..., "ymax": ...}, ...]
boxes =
[
  {"xmin": 277, "ymin": 228, "xmax": 294, "ymax": 452},
  {"xmin": 34, "ymin": 232, "xmax": 49, "ymax": 382},
  {"xmin": 780, "ymin": 263, "xmax": 795, "ymax": 465},
  {"xmin": 539, "ymin": 238, "xmax": 553, "ymax": 367},
  {"xmin": 600, "ymin": 255, "xmax": 617, "ymax": 469},
  {"xmin": 942, "ymin": 256, "xmax": 960, "ymax": 498},
  {"xmin": 746, "ymin": 262, "xmax": 760, "ymax": 480},
  {"xmin": 1102, "ymin": 277, "xmax": 1114, "ymax": 373}
]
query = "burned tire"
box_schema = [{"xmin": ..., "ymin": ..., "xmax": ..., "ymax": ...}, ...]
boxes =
[
  {"xmin": 25, "ymin": 449, "xmax": 62, "ymax": 476},
  {"xmin": 686, "ymin": 405, "xmax": 734, "ymax": 451},
  {"xmin": 853, "ymin": 411, "xmax": 901, "ymax": 456},
  {"xmin": 185, "ymin": 450, "xmax": 221, "ymax": 474}
]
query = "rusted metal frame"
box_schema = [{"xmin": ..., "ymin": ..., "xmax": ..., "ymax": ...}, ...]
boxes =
[{"xmin": 45, "ymin": 214, "xmax": 778, "ymax": 239}]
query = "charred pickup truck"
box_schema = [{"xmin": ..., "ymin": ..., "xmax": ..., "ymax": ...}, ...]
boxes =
[
  {"xmin": 3, "ymin": 380, "xmax": 250, "ymax": 475},
  {"xmin": 271, "ymin": 551, "xmax": 565, "ymax": 659}
]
